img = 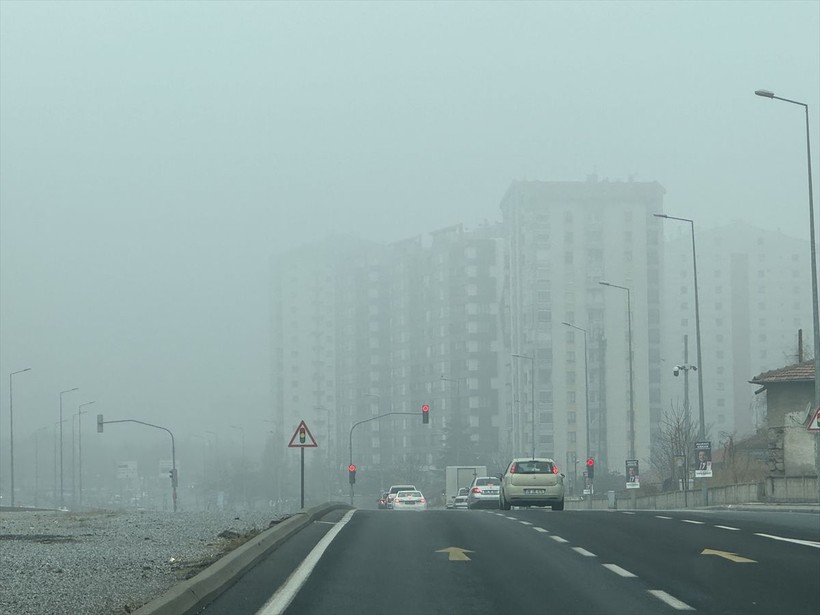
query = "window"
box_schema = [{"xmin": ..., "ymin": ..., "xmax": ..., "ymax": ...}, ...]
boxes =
[{"xmin": 568, "ymin": 411, "xmax": 576, "ymax": 424}]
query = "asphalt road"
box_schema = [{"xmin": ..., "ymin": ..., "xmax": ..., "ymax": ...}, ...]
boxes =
[{"xmin": 202, "ymin": 507, "xmax": 820, "ymax": 615}]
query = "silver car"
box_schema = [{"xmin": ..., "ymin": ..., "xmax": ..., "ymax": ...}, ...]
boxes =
[
  {"xmin": 467, "ymin": 476, "xmax": 501, "ymax": 509},
  {"xmin": 453, "ymin": 487, "xmax": 469, "ymax": 509},
  {"xmin": 392, "ymin": 490, "xmax": 427, "ymax": 511},
  {"xmin": 499, "ymin": 457, "xmax": 565, "ymax": 511}
]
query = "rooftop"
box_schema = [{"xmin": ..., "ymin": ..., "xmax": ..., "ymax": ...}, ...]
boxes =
[{"xmin": 750, "ymin": 360, "xmax": 815, "ymax": 385}]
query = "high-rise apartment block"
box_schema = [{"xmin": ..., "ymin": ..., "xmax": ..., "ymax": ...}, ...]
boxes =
[{"xmin": 662, "ymin": 222, "xmax": 812, "ymax": 437}]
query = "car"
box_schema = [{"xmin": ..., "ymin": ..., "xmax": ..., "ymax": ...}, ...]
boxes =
[
  {"xmin": 377, "ymin": 492, "xmax": 389, "ymax": 509},
  {"xmin": 453, "ymin": 487, "xmax": 470, "ymax": 509},
  {"xmin": 467, "ymin": 476, "xmax": 501, "ymax": 509},
  {"xmin": 499, "ymin": 457, "xmax": 565, "ymax": 511},
  {"xmin": 385, "ymin": 484, "xmax": 417, "ymax": 509},
  {"xmin": 391, "ymin": 490, "xmax": 427, "ymax": 511}
]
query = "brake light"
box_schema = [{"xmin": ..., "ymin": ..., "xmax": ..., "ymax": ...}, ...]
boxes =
[
  {"xmin": 420, "ymin": 498, "xmax": 426, "ymax": 503},
  {"xmin": 394, "ymin": 498, "xmax": 400, "ymax": 504},
  {"xmin": 552, "ymin": 465, "xmax": 559, "ymax": 474},
  {"xmin": 510, "ymin": 463, "xmax": 517, "ymax": 473},
  {"xmin": 472, "ymin": 487, "xmax": 481, "ymax": 493}
]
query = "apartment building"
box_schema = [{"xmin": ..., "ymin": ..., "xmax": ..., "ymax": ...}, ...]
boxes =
[
  {"xmin": 662, "ymin": 222, "xmax": 812, "ymax": 438},
  {"xmin": 501, "ymin": 177, "xmax": 666, "ymax": 476}
]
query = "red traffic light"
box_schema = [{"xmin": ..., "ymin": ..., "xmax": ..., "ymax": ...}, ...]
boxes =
[
  {"xmin": 348, "ymin": 464, "xmax": 356, "ymax": 472},
  {"xmin": 422, "ymin": 404, "xmax": 429, "ymax": 412},
  {"xmin": 586, "ymin": 458, "xmax": 594, "ymax": 466}
]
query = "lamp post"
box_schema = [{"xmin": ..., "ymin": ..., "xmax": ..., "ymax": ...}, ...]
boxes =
[
  {"xmin": 75, "ymin": 401, "xmax": 95, "ymax": 509},
  {"xmin": 441, "ymin": 374, "xmax": 467, "ymax": 464},
  {"xmin": 600, "ymin": 281, "xmax": 636, "ymax": 460},
  {"xmin": 562, "ymin": 322, "xmax": 591, "ymax": 507},
  {"xmin": 33, "ymin": 426, "xmax": 47, "ymax": 507},
  {"xmin": 231, "ymin": 425, "xmax": 246, "ymax": 509},
  {"xmin": 58, "ymin": 387, "xmax": 79, "ymax": 509},
  {"xmin": 754, "ymin": 89, "xmax": 819, "ymax": 408},
  {"xmin": 653, "ymin": 215, "xmax": 706, "ymax": 441},
  {"xmin": 512, "ymin": 354, "xmax": 536, "ymax": 458},
  {"xmin": 8, "ymin": 367, "xmax": 32, "ymax": 507}
]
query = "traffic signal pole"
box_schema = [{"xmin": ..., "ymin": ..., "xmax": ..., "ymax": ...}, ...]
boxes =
[{"xmin": 348, "ymin": 410, "xmax": 426, "ymax": 506}]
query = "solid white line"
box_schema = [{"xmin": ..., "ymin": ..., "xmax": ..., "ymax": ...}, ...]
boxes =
[
  {"xmin": 715, "ymin": 525, "xmax": 740, "ymax": 531},
  {"xmin": 755, "ymin": 533, "xmax": 820, "ymax": 549},
  {"xmin": 573, "ymin": 547, "xmax": 596, "ymax": 557},
  {"xmin": 257, "ymin": 510, "xmax": 355, "ymax": 615},
  {"xmin": 603, "ymin": 563, "xmax": 637, "ymax": 577},
  {"xmin": 533, "ymin": 527, "xmax": 549, "ymax": 533},
  {"xmin": 550, "ymin": 536, "xmax": 569, "ymax": 543},
  {"xmin": 648, "ymin": 590, "xmax": 695, "ymax": 610},
  {"xmin": 682, "ymin": 519, "xmax": 704, "ymax": 525},
  {"xmin": 655, "ymin": 515, "xmax": 673, "ymax": 519},
  {"xmin": 520, "ymin": 521, "xmax": 533, "ymax": 525}
]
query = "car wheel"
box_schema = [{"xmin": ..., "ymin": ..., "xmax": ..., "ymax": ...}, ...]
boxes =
[
  {"xmin": 551, "ymin": 498, "xmax": 565, "ymax": 511},
  {"xmin": 499, "ymin": 492, "xmax": 511, "ymax": 511}
]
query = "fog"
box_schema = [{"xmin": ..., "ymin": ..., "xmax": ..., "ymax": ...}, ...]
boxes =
[{"xmin": 1, "ymin": 1, "xmax": 818, "ymax": 507}]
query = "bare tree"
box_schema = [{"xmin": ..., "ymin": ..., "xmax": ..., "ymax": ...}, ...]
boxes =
[{"xmin": 650, "ymin": 401, "xmax": 698, "ymax": 490}]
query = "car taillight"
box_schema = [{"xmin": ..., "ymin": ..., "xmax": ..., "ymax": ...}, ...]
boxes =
[
  {"xmin": 472, "ymin": 487, "xmax": 481, "ymax": 493},
  {"xmin": 394, "ymin": 498, "xmax": 400, "ymax": 504},
  {"xmin": 420, "ymin": 498, "xmax": 426, "ymax": 503},
  {"xmin": 552, "ymin": 465, "xmax": 559, "ymax": 474},
  {"xmin": 510, "ymin": 463, "xmax": 517, "ymax": 473}
]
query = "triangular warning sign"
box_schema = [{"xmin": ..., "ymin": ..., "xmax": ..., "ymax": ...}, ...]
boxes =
[
  {"xmin": 807, "ymin": 407, "xmax": 820, "ymax": 432},
  {"xmin": 288, "ymin": 420, "xmax": 318, "ymax": 447}
]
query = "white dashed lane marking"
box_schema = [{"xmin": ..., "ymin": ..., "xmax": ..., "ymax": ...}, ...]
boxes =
[
  {"xmin": 715, "ymin": 525, "xmax": 740, "ymax": 531},
  {"xmin": 682, "ymin": 519, "xmax": 704, "ymax": 525},
  {"xmin": 655, "ymin": 515, "xmax": 672, "ymax": 519},
  {"xmin": 572, "ymin": 547, "xmax": 596, "ymax": 557},
  {"xmin": 648, "ymin": 590, "xmax": 695, "ymax": 610},
  {"xmin": 550, "ymin": 536, "xmax": 569, "ymax": 543},
  {"xmin": 519, "ymin": 521, "xmax": 533, "ymax": 526},
  {"xmin": 602, "ymin": 564, "xmax": 637, "ymax": 578},
  {"xmin": 533, "ymin": 527, "xmax": 549, "ymax": 533}
]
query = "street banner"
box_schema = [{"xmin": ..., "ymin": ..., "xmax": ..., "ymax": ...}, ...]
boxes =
[
  {"xmin": 695, "ymin": 441, "xmax": 713, "ymax": 477},
  {"xmin": 625, "ymin": 459, "xmax": 640, "ymax": 488}
]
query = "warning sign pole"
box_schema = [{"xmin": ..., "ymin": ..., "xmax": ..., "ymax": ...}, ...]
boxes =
[{"xmin": 288, "ymin": 420, "xmax": 318, "ymax": 510}]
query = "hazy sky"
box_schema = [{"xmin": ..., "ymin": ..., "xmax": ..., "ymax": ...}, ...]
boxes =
[{"xmin": 1, "ymin": 1, "xmax": 818, "ymax": 456}]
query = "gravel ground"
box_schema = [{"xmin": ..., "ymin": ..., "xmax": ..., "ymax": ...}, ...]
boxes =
[{"xmin": 0, "ymin": 508, "xmax": 289, "ymax": 615}]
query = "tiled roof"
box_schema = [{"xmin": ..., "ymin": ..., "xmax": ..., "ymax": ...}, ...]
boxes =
[{"xmin": 750, "ymin": 360, "xmax": 815, "ymax": 384}]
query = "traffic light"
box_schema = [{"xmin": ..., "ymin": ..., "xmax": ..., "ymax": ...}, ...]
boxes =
[
  {"xmin": 169, "ymin": 468, "xmax": 178, "ymax": 487},
  {"xmin": 586, "ymin": 458, "xmax": 595, "ymax": 479},
  {"xmin": 348, "ymin": 464, "xmax": 356, "ymax": 484},
  {"xmin": 422, "ymin": 404, "xmax": 430, "ymax": 424},
  {"xmin": 298, "ymin": 426, "xmax": 306, "ymax": 445}
]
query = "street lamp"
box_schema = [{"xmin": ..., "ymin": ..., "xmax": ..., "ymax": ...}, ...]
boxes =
[
  {"xmin": 755, "ymin": 89, "xmax": 819, "ymax": 408},
  {"xmin": 231, "ymin": 424, "xmax": 246, "ymax": 509},
  {"xmin": 599, "ymin": 281, "xmax": 636, "ymax": 460},
  {"xmin": 8, "ymin": 367, "xmax": 32, "ymax": 507},
  {"xmin": 512, "ymin": 354, "xmax": 535, "ymax": 459},
  {"xmin": 76, "ymin": 401, "xmax": 95, "ymax": 509},
  {"xmin": 653, "ymin": 214, "xmax": 706, "ymax": 441},
  {"xmin": 561, "ymin": 322, "xmax": 590, "ymax": 462},
  {"xmin": 59, "ymin": 387, "xmax": 79, "ymax": 509},
  {"xmin": 33, "ymin": 426, "xmax": 48, "ymax": 508}
]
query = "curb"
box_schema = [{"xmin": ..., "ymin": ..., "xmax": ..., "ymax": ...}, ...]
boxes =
[{"xmin": 134, "ymin": 502, "xmax": 353, "ymax": 615}]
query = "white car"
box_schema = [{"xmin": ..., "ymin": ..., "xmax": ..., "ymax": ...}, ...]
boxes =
[
  {"xmin": 392, "ymin": 490, "xmax": 427, "ymax": 511},
  {"xmin": 499, "ymin": 457, "xmax": 565, "ymax": 511},
  {"xmin": 453, "ymin": 487, "xmax": 469, "ymax": 509}
]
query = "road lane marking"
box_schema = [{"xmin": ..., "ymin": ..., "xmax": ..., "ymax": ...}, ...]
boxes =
[
  {"xmin": 648, "ymin": 590, "xmax": 695, "ymax": 610},
  {"xmin": 258, "ymin": 510, "xmax": 355, "ymax": 615},
  {"xmin": 550, "ymin": 536, "xmax": 569, "ymax": 543},
  {"xmin": 701, "ymin": 548, "xmax": 757, "ymax": 563},
  {"xmin": 715, "ymin": 525, "xmax": 740, "ymax": 531},
  {"xmin": 754, "ymin": 533, "xmax": 820, "ymax": 549},
  {"xmin": 602, "ymin": 564, "xmax": 637, "ymax": 577},
  {"xmin": 519, "ymin": 521, "xmax": 533, "ymax": 525},
  {"xmin": 621, "ymin": 511, "xmax": 636, "ymax": 515},
  {"xmin": 505, "ymin": 516, "xmax": 517, "ymax": 520},
  {"xmin": 436, "ymin": 547, "xmax": 474, "ymax": 561},
  {"xmin": 572, "ymin": 547, "xmax": 596, "ymax": 557},
  {"xmin": 655, "ymin": 515, "xmax": 672, "ymax": 519},
  {"xmin": 682, "ymin": 519, "xmax": 704, "ymax": 524},
  {"xmin": 533, "ymin": 527, "xmax": 549, "ymax": 533}
]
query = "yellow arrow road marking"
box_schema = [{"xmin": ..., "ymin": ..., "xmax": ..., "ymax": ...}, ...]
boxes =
[
  {"xmin": 436, "ymin": 547, "xmax": 474, "ymax": 561},
  {"xmin": 701, "ymin": 548, "xmax": 757, "ymax": 563}
]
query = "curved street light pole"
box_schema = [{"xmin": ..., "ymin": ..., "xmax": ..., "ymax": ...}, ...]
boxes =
[
  {"xmin": 8, "ymin": 367, "xmax": 32, "ymax": 507},
  {"xmin": 755, "ymin": 89, "xmax": 819, "ymax": 407},
  {"xmin": 58, "ymin": 387, "xmax": 79, "ymax": 509},
  {"xmin": 653, "ymin": 215, "xmax": 706, "ymax": 441},
  {"xmin": 600, "ymin": 282, "xmax": 636, "ymax": 460}
]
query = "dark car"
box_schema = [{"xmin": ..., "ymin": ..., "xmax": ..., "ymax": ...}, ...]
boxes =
[{"xmin": 377, "ymin": 492, "xmax": 389, "ymax": 509}]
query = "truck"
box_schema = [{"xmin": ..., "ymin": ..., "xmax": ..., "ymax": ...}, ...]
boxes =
[{"xmin": 444, "ymin": 465, "xmax": 487, "ymax": 508}]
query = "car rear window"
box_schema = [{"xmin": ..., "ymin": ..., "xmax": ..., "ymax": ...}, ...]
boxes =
[
  {"xmin": 511, "ymin": 461, "xmax": 554, "ymax": 474},
  {"xmin": 390, "ymin": 485, "xmax": 415, "ymax": 494},
  {"xmin": 397, "ymin": 491, "xmax": 421, "ymax": 498},
  {"xmin": 475, "ymin": 478, "xmax": 499, "ymax": 486}
]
